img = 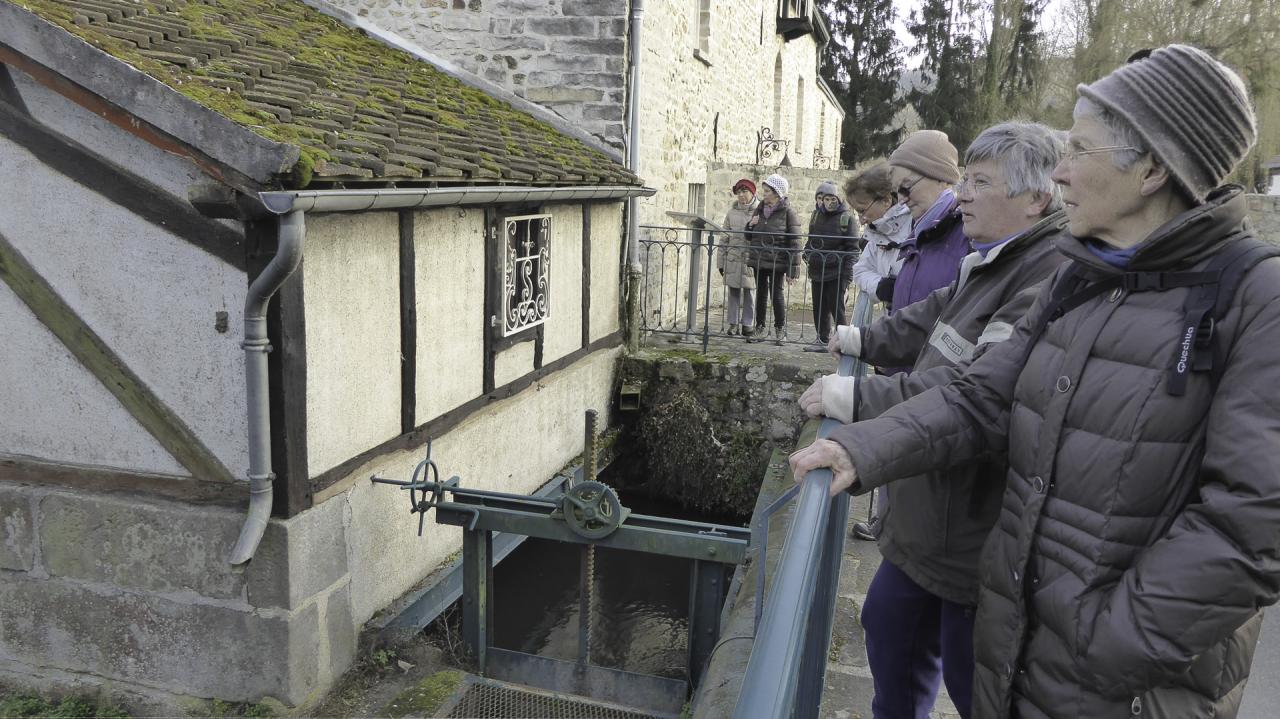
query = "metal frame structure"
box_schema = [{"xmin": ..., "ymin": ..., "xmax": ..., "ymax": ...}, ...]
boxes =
[{"xmin": 371, "ymin": 414, "xmax": 750, "ymax": 715}]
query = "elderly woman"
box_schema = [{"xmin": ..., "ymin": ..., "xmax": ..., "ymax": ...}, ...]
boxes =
[
  {"xmin": 793, "ymin": 45, "xmax": 1280, "ymax": 719},
  {"xmin": 846, "ymin": 164, "xmax": 912, "ymax": 318},
  {"xmin": 718, "ymin": 179, "xmax": 759, "ymax": 337},
  {"xmin": 802, "ymin": 121, "xmax": 1069, "ymax": 718},
  {"xmin": 745, "ymin": 174, "xmax": 802, "ymax": 345}
]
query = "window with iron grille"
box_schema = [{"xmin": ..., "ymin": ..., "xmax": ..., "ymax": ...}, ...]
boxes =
[{"xmin": 501, "ymin": 213, "xmax": 552, "ymax": 337}]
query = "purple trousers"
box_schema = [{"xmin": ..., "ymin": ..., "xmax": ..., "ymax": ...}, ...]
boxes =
[{"xmin": 861, "ymin": 559, "xmax": 975, "ymax": 719}]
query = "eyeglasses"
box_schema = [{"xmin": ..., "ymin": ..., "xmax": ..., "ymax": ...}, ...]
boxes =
[
  {"xmin": 853, "ymin": 196, "xmax": 885, "ymax": 215},
  {"xmin": 896, "ymin": 175, "xmax": 924, "ymax": 199},
  {"xmin": 1063, "ymin": 144, "xmax": 1139, "ymax": 163},
  {"xmin": 957, "ymin": 175, "xmax": 1006, "ymax": 194}
]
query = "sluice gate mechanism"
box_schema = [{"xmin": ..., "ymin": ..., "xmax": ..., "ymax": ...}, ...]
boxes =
[{"xmin": 372, "ymin": 411, "xmax": 750, "ymax": 717}]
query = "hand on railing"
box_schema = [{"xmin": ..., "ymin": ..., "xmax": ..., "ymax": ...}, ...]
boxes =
[
  {"xmin": 798, "ymin": 375, "xmax": 856, "ymax": 424},
  {"xmin": 789, "ymin": 439, "xmax": 859, "ymax": 497}
]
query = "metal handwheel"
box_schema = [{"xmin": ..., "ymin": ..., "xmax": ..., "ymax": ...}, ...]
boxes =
[{"xmin": 561, "ymin": 480, "xmax": 624, "ymax": 539}]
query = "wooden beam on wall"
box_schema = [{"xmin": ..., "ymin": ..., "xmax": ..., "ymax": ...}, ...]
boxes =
[{"xmin": 0, "ymin": 230, "xmax": 236, "ymax": 484}]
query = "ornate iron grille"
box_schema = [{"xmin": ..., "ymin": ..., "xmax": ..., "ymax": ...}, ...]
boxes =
[{"xmin": 502, "ymin": 214, "xmax": 552, "ymax": 336}]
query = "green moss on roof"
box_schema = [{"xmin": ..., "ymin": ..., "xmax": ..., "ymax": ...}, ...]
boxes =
[{"xmin": 10, "ymin": 0, "xmax": 636, "ymax": 189}]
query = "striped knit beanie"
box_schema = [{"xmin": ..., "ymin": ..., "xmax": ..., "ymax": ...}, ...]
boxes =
[{"xmin": 1077, "ymin": 45, "xmax": 1256, "ymax": 202}]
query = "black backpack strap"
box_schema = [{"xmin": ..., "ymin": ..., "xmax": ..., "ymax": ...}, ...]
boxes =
[
  {"xmin": 1019, "ymin": 263, "xmax": 1116, "ymax": 369},
  {"xmin": 1166, "ymin": 236, "xmax": 1280, "ymax": 395}
]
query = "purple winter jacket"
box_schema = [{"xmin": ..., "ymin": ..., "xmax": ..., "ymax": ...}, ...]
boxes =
[{"xmin": 891, "ymin": 192, "xmax": 969, "ymax": 312}]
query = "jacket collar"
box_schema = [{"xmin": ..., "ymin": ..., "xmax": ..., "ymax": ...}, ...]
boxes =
[
  {"xmin": 954, "ymin": 212, "xmax": 1068, "ymax": 291},
  {"xmin": 868, "ymin": 203, "xmax": 913, "ymax": 246},
  {"xmin": 1053, "ymin": 186, "xmax": 1248, "ymax": 275}
]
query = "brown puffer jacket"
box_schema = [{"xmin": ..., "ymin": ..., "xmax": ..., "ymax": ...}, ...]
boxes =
[
  {"xmin": 854, "ymin": 211, "xmax": 1069, "ymax": 605},
  {"xmin": 829, "ymin": 187, "xmax": 1280, "ymax": 718}
]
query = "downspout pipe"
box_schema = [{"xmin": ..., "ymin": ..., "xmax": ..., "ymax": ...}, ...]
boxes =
[
  {"xmin": 228, "ymin": 210, "xmax": 304, "ymax": 566},
  {"xmin": 625, "ymin": 0, "xmax": 644, "ymax": 272}
]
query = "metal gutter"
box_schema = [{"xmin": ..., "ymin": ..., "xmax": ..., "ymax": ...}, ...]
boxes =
[{"xmin": 258, "ymin": 185, "xmax": 655, "ymax": 215}]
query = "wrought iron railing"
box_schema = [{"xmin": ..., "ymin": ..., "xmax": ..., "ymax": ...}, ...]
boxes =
[
  {"xmin": 638, "ymin": 224, "xmax": 866, "ymax": 352},
  {"xmin": 730, "ymin": 296, "xmax": 873, "ymax": 719}
]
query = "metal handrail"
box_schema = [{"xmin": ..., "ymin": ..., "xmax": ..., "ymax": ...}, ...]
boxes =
[{"xmin": 731, "ymin": 298, "xmax": 873, "ymax": 719}]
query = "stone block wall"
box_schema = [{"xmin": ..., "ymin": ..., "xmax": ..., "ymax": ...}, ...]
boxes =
[
  {"xmin": 633, "ymin": 0, "xmax": 843, "ymax": 230},
  {"xmin": 0, "ymin": 485, "xmax": 354, "ymax": 712},
  {"xmin": 333, "ymin": 0, "xmax": 629, "ymax": 151}
]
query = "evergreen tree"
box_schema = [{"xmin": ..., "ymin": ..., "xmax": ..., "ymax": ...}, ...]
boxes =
[
  {"xmin": 816, "ymin": 0, "xmax": 906, "ymax": 165},
  {"xmin": 906, "ymin": 0, "xmax": 987, "ymax": 151}
]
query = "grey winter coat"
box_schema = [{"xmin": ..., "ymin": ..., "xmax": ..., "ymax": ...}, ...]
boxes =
[
  {"xmin": 719, "ymin": 200, "xmax": 759, "ymax": 289},
  {"xmin": 745, "ymin": 198, "xmax": 803, "ymax": 276},
  {"xmin": 855, "ymin": 212, "xmax": 1069, "ymax": 605},
  {"xmin": 830, "ymin": 188, "xmax": 1280, "ymax": 718}
]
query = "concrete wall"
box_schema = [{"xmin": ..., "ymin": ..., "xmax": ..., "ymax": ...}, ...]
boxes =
[
  {"xmin": 329, "ymin": 0, "xmax": 629, "ymax": 151},
  {"xmin": 0, "ymin": 73, "xmax": 249, "ymax": 479}
]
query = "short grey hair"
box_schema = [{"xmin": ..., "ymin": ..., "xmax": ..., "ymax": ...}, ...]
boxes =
[
  {"xmin": 1073, "ymin": 97, "xmax": 1149, "ymax": 170},
  {"xmin": 965, "ymin": 121, "xmax": 1065, "ymax": 215}
]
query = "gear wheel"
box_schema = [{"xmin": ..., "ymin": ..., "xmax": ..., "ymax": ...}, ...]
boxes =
[{"xmin": 561, "ymin": 480, "xmax": 624, "ymax": 539}]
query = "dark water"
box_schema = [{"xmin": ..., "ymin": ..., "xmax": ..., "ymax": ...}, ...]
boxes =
[{"xmin": 492, "ymin": 493, "xmax": 746, "ymax": 681}]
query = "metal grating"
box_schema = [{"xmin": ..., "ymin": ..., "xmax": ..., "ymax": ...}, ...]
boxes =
[{"xmin": 446, "ymin": 682, "xmax": 661, "ymax": 719}]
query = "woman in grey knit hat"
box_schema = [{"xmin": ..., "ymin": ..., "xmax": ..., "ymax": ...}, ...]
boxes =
[{"xmin": 791, "ymin": 44, "xmax": 1280, "ymax": 719}]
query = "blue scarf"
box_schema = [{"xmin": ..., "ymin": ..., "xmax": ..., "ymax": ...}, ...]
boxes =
[
  {"xmin": 971, "ymin": 232, "xmax": 1018, "ymax": 259},
  {"xmin": 1085, "ymin": 240, "xmax": 1142, "ymax": 268}
]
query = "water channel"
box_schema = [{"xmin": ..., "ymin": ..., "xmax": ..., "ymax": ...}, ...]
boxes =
[{"xmin": 492, "ymin": 489, "xmax": 746, "ymax": 681}]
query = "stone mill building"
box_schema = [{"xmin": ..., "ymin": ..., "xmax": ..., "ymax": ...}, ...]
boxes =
[{"xmin": 0, "ymin": 0, "xmax": 652, "ymax": 709}]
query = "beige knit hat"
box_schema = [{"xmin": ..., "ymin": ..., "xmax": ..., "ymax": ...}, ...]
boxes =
[
  {"xmin": 1077, "ymin": 45, "xmax": 1256, "ymax": 202},
  {"xmin": 889, "ymin": 130, "xmax": 961, "ymax": 184}
]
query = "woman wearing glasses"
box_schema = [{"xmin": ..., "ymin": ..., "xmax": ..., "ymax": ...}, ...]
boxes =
[
  {"xmin": 885, "ymin": 131, "xmax": 971, "ymax": 327},
  {"xmin": 846, "ymin": 164, "xmax": 912, "ymax": 316}
]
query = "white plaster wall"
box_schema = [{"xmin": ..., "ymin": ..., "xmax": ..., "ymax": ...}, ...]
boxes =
[
  {"xmin": 0, "ymin": 283, "xmax": 186, "ymax": 475},
  {"xmin": 0, "ymin": 137, "xmax": 249, "ymax": 478},
  {"xmin": 414, "ymin": 208, "xmax": 485, "ymax": 425},
  {"xmin": 329, "ymin": 346, "xmax": 621, "ymax": 625},
  {"xmin": 541, "ymin": 204, "xmax": 583, "ymax": 365},
  {"xmin": 494, "ymin": 341, "xmax": 536, "ymax": 387},
  {"xmin": 589, "ymin": 203, "xmax": 624, "ymax": 341},
  {"xmin": 304, "ymin": 213, "xmax": 402, "ymax": 475}
]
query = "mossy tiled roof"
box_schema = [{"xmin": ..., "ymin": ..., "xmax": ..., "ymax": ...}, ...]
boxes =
[{"xmin": 11, "ymin": 0, "xmax": 639, "ymax": 188}]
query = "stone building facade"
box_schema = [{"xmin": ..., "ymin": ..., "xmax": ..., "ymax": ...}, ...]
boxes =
[{"xmin": 329, "ymin": 0, "xmax": 845, "ymax": 226}]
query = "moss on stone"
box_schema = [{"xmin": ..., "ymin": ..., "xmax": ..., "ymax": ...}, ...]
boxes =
[{"xmin": 382, "ymin": 671, "xmax": 465, "ymax": 718}]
